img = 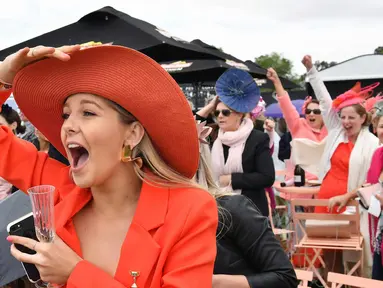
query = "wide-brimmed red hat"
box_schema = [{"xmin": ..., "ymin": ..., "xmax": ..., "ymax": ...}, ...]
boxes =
[{"xmin": 13, "ymin": 45, "xmax": 198, "ymax": 178}]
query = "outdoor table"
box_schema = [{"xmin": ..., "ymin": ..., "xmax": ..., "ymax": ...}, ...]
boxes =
[{"xmin": 273, "ymin": 181, "xmax": 320, "ymax": 200}]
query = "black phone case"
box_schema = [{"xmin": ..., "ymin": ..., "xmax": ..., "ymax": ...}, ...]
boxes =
[{"xmin": 8, "ymin": 214, "xmax": 41, "ymax": 283}]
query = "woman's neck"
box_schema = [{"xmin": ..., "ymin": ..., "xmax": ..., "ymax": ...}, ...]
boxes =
[
  {"xmin": 38, "ymin": 138, "xmax": 50, "ymax": 153},
  {"xmin": 90, "ymin": 164, "xmax": 142, "ymax": 218},
  {"xmin": 348, "ymin": 134, "xmax": 359, "ymax": 144}
]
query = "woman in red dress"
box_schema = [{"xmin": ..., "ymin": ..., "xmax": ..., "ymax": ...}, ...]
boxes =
[{"xmin": 303, "ymin": 55, "xmax": 379, "ymax": 277}]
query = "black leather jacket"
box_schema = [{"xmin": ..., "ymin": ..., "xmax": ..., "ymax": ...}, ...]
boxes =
[{"xmin": 214, "ymin": 195, "xmax": 298, "ymax": 288}]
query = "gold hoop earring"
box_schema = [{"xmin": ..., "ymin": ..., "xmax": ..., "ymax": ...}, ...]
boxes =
[{"xmin": 121, "ymin": 145, "xmax": 143, "ymax": 168}]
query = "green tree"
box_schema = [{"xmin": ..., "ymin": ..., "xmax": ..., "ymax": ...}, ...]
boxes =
[
  {"xmin": 255, "ymin": 52, "xmax": 293, "ymax": 78},
  {"xmin": 255, "ymin": 52, "xmax": 303, "ymax": 86},
  {"xmin": 314, "ymin": 60, "xmax": 337, "ymax": 71},
  {"xmin": 374, "ymin": 47, "xmax": 383, "ymax": 54}
]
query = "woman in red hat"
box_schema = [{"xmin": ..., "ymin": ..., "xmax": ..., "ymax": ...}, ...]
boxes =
[{"xmin": 0, "ymin": 45, "xmax": 218, "ymax": 288}]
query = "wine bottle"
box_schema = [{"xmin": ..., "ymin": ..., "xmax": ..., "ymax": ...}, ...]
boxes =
[
  {"xmin": 294, "ymin": 165, "xmax": 305, "ymax": 187},
  {"xmin": 280, "ymin": 178, "xmax": 294, "ymax": 187}
]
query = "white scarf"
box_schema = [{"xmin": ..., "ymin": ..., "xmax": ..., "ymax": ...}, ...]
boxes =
[{"xmin": 211, "ymin": 118, "xmax": 254, "ymax": 194}]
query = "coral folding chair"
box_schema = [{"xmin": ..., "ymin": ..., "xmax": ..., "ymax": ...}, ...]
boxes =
[
  {"xmin": 328, "ymin": 272, "xmax": 383, "ymax": 288},
  {"xmin": 295, "ymin": 269, "xmax": 313, "ymax": 288},
  {"xmin": 291, "ymin": 199, "xmax": 363, "ymax": 288},
  {"xmin": 266, "ymin": 192, "xmax": 294, "ymax": 256}
]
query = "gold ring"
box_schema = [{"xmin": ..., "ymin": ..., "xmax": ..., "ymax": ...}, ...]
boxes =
[
  {"xmin": 32, "ymin": 241, "xmax": 37, "ymax": 250},
  {"xmin": 31, "ymin": 48, "xmax": 36, "ymax": 57}
]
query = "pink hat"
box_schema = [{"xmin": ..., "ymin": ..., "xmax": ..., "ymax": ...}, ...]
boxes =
[
  {"xmin": 250, "ymin": 96, "xmax": 266, "ymax": 118},
  {"xmin": 332, "ymin": 82, "xmax": 380, "ymax": 112},
  {"xmin": 364, "ymin": 93, "xmax": 383, "ymax": 112},
  {"xmin": 301, "ymin": 96, "xmax": 313, "ymax": 114}
]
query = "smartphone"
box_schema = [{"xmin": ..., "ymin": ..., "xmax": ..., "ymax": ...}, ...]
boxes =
[{"xmin": 7, "ymin": 212, "xmax": 41, "ymax": 283}]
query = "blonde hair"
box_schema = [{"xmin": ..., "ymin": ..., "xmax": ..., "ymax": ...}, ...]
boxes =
[
  {"xmin": 197, "ymin": 142, "xmax": 232, "ymax": 238},
  {"xmin": 197, "ymin": 142, "xmax": 230, "ymax": 198},
  {"xmin": 107, "ymin": 99, "xmax": 203, "ymax": 189},
  {"xmin": 109, "ymin": 99, "xmax": 231, "ymax": 237}
]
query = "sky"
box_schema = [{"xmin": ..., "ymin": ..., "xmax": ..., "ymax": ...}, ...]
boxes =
[{"xmin": 1, "ymin": 0, "xmax": 383, "ymax": 75}]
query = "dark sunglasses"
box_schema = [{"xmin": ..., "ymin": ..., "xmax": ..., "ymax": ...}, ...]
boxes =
[
  {"xmin": 214, "ymin": 109, "xmax": 232, "ymax": 117},
  {"xmin": 305, "ymin": 108, "xmax": 321, "ymax": 115}
]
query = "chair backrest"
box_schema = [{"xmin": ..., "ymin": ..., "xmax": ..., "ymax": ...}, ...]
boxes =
[
  {"xmin": 291, "ymin": 199, "xmax": 360, "ymax": 238},
  {"xmin": 295, "ymin": 269, "xmax": 313, "ymax": 288},
  {"xmin": 266, "ymin": 192, "xmax": 275, "ymax": 230},
  {"xmin": 328, "ymin": 272, "xmax": 383, "ymax": 288}
]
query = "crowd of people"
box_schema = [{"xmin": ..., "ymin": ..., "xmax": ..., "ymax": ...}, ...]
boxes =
[{"xmin": 0, "ymin": 43, "xmax": 382, "ymax": 288}]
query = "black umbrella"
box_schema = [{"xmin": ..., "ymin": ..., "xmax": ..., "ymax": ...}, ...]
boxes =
[
  {"xmin": 190, "ymin": 39, "xmax": 299, "ymax": 90},
  {"xmin": 161, "ymin": 59, "xmax": 266, "ymax": 83},
  {"xmin": 0, "ymin": 7, "xmax": 224, "ymax": 62}
]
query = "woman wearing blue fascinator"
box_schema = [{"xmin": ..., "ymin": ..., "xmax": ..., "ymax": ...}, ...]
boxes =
[
  {"xmin": 195, "ymin": 69, "xmax": 296, "ymax": 288},
  {"xmin": 208, "ymin": 68, "xmax": 275, "ymax": 217}
]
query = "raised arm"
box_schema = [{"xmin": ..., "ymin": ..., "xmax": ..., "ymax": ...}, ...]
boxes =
[
  {"xmin": 302, "ymin": 55, "xmax": 341, "ymax": 130},
  {"xmin": 0, "ymin": 46, "xmax": 80, "ymax": 200},
  {"xmin": 196, "ymin": 96, "xmax": 219, "ymax": 119},
  {"xmin": 266, "ymin": 68, "xmax": 300, "ymax": 133}
]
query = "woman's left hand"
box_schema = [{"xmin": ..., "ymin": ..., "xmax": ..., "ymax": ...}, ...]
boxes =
[
  {"xmin": 375, "ymin": 194, "xmax": 383, "ymax": 208},
  {"xmin": 213, "ymin": 274, "xmax": 250, "ymax": 288},
  {"xmin": 8, "ymin": 235, "xmax": 82, "ymax": 284},
  {"xmin": 263, "ymin": 119, "xmax": 275, "ymax": 132},
  {"xmin": 219, "ymin": 175, "xmax": 231, "ymax": 187}
]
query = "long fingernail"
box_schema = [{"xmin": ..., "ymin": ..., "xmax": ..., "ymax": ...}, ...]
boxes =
[{"xmin": 6, "ymin": 236, "xmax": 12, "ymax": 242}]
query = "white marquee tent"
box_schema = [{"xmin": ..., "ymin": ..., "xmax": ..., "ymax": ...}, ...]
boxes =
[{"xmin": 306, "ymin": 54, "xmax": 383, "ymax": 97}]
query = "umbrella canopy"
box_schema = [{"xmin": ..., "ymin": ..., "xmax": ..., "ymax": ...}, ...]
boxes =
[
  {"xmin": 0, "ymin": 7, "xmax": 223, "ymax": 62},
  {"xmin": 190, "ymin": 40, "xmax": 299, "ymax": 90},
  {"xmin": 191, "ymin": 40, "xmax": 266, "ymax": 77},
  {"xmin": 265, "ymin": 99, "xmax": 305, "ymax": 118},
  {"xmin": 161, "ymin": 59, "xmax": 266, "ymax": 83}
]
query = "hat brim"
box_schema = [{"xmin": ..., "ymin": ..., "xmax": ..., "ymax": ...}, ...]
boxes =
[{"xmin": 13, "ymin": 46, "xmax": 198, "ymax": 178}]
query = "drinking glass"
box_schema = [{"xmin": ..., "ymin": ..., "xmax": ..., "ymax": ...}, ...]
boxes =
[{"xmin": 28, "ymin": 185, "xmax": 63, "ymax": 288}]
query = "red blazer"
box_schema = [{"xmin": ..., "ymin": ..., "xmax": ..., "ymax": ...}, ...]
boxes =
[{"xmin": 0, "ymin": 90, "xmax": 218, "ymax": 287}]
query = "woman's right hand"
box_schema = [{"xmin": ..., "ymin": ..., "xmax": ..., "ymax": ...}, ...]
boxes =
[
  {"xmin": 266, "ymin": 68, "xmax": 280, "ymax": 84},
  {"xmin": 207, "ymin": 95, "xmax": 219, "ymax": 110},
  {"xmin": 0, "ymin": 45, "xmax": 81, "ymax": 84},
  {"xmin": 328, "ymin": 194, "xmax": 349, "ymax": 213},
  {"xmin": 301, "ymin": 55, "xmax": 313, "ymax": 72}
]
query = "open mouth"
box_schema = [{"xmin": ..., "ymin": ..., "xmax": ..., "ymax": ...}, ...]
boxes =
[
  {"xmin": 67, "ymin": 143, "xmax": 89, "ymax": 170},
  {"xmin": 309, "ymin": 119, "xmax": 316, "ymax": 123}
]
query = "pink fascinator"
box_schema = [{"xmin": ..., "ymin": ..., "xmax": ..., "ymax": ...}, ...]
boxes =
[
  {"xmin": 332, "ymin": 82, "xmax": 380, "ymax": 112},
  {"xmin": 301, "ymin": 96, "xmax": 313, "ymax": 114},
  {"xmin": 364, "ymin": 93, "xmax": 383, "ymax": 112},
  {"xmin": 194, "ymin": 116, "xmax": 212, "ymax": 144},
  {"xmin": 250, "ymin": 96, "xmax": 266, "ymax": 119}
]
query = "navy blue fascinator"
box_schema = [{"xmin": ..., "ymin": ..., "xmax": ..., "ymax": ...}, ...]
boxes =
[{"xmin": 215, "ymin": 68, "xmax": 261, "ymax": 113}]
